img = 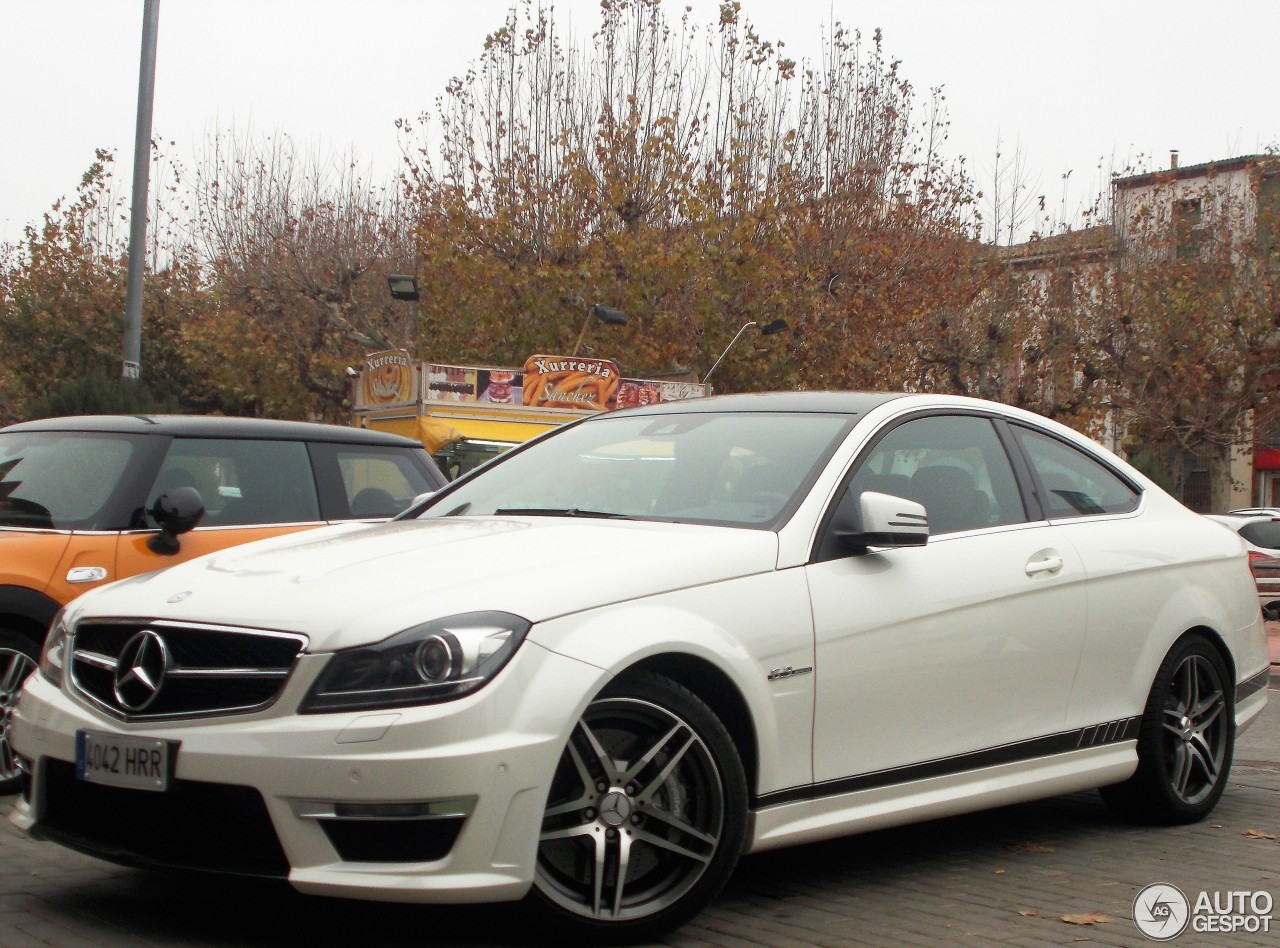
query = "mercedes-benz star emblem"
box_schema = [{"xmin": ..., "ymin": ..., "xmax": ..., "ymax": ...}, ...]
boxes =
[
  {"xmin": 113, "ymin": 630, "xmax": 170, "ymax": 712},
  {"xmin": 599, "ymin": 790, "xmax": 634, "ymax": 827}
]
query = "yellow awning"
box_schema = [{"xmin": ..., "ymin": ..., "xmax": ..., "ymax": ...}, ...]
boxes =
[
  {"xmin": 444, "ymin": 417, "xmax": 559, "ymax": 445},
  {"xmin": 415, "ymin": 416, "xmax": 465, "ymax": 453}
]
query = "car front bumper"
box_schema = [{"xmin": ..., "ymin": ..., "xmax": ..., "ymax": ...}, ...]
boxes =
[{"xmin": 9, "ymin": 642, "xmax": 604, "ymax": 904}]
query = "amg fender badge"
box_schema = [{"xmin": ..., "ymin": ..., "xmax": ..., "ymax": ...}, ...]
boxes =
[{"xmin": 767, "ymin": 665, "xmax": 813, "ymax": 681}]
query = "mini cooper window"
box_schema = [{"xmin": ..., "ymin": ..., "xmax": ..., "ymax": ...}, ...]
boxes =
[
  {"xmin": 335, "ymin": 447, "xmax": 438, "ymax": 519},
  {"xmin": 1012, "ymin": 424, "xmax": 1140, "ymax": 518},
  {"xmin": 0, "ymin": 432, "xmax": 139, "ymax": 530},
  {"xmin": 154, "ymin": 438, "xmax": 322, "ymax": 527},
  {"xmin": 425, "ymin": 411, "xmax": 853, "ymax": 528}
]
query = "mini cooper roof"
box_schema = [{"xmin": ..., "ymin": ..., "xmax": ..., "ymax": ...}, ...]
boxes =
[{"xmin": 2, "ymin": 414, "xmax": 424, "ymax": 447}]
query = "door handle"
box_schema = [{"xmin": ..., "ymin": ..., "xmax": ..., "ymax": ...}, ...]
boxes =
[
  {"xmin": 1025, "ymin": 556, "xmax": 1064, "ymax": 576},
  {"xmin": 67, "ymin": 566, "xmax": 109, "ymax": 584}
]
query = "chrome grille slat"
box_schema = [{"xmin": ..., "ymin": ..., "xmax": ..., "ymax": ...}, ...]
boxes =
[{"xmin": 68, "ymin": 620, "xmax": 307, "ymax": 721}]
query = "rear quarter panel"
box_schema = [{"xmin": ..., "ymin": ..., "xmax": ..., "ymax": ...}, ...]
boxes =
[{"xmin": 1059, "ymin": 496, "xmax": 1267, "ymax": 726}]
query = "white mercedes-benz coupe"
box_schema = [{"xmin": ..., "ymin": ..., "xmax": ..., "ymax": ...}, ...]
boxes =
[{"xmin": 9, "ymin": 392, "xmax": 1270, "ymax": 943}]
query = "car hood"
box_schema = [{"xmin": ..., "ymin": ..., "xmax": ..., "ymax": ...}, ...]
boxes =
[{"xmin": 74, "ymin": 517, "xmax": 780, "ymax": 652}]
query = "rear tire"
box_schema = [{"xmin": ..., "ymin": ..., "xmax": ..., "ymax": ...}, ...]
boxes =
[
  {"xmin": 1100, "ymin": 635, "xmax": 1234, "ymax": 824},
  {"xmin": 530, "ymin": 672, "xmax": 748, "ymax": 944},
  {"xmin": 0, "ymin": 629, "xmax": 40, "ymax": 795}
]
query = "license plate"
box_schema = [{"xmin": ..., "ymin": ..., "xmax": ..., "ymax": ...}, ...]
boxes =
[{"xmin": 75, "ymin": 729, "xmax": 176, "ymax": 792}]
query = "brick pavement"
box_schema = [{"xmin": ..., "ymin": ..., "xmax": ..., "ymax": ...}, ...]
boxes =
[{"xmin": 2, "ymin": 696, "xmax": 1277, "ymax": 947}]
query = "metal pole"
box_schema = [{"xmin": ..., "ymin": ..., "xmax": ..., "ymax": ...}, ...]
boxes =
[
  {"xmin": 702, "ymin": 321, "xmax": 756, "ymax": 383},
  {"xmin": 122, "ymin": 0, "xmax": 160, "ymax": 381}
]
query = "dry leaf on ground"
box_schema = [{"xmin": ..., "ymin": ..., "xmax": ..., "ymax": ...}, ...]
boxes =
[{"xmin": 1061, "ymin": 912, "xmax": 1112, "ymax": 926}]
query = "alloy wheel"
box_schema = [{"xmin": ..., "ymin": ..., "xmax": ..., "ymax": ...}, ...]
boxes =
[
  {"xmin": 1158, "ymin": 651, "xmax": 1228, "ymax": 806},
  {"xmin": 0, "ymin": 645, "xmax": 38, "ymax": 785},
  {"xmin": 535, "ymin": 695, "xmax": 727, "ymax": 924}
]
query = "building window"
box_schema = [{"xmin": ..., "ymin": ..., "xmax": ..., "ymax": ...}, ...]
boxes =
[
  {"xmin": 1182, "ymin": 469, "xmax": 1211, "ymax": 512},
  {"xmin": 1048, "ymin": 267, "xmax": 1076, "ymax": 308},
  {"xmin": 1174, "ymin": 198, "xmax": 1203, "ymax": 260},
  {"xmin": 1258, "ymin": 174, "xmax": 1280, "ymax": 258}
]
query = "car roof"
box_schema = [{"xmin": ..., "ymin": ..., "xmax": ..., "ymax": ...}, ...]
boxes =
[
  {"xmin": 595, "ymin": 391, "xmax": 909, "ymax": 418},
  {"xmin": 1, "ymin": 414, "xmax": 424, "ymax": 448},
  {"xmin": 1207, "ymin": 512, "xmax": 1280, "ymax": 525}
]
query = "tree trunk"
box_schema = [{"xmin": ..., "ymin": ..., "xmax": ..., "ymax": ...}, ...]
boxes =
[{"xmin": 1207, "ymin": 444, "xmax": 1236, "ymax": 514}]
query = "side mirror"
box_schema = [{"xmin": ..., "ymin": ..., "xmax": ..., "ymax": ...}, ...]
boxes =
[
  {"xmin": 147, "ymin": 486, "xmax": 206, "ymax": 555},
  {"xmin": 834, "ymin": 491, "xmax": 929, "ymax": 553}
]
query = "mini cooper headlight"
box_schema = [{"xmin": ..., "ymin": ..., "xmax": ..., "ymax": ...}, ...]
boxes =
[
  {"xmin": 300, "ymin": 611, "xmax": 531, "ymax": 713},
  {"xmin": 39, "ymin": 609, "xmax": 69, "ymax": 687}
]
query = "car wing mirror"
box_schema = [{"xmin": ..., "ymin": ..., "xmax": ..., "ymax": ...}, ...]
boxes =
[
  {"xmin": 833, "ymin": 491, "xmax": 929, "ymax": 553},
  {"xmin": 147, "ymin": 486, "xmax": 206, "ymax": 555}
]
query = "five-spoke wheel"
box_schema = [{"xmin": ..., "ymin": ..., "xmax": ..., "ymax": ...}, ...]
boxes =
[
  {"xmin": 1101, "ymin": 635, "xmax": 1234, "ymax": 824},
  {"xmin": 532, "ymin": 672, "xmax": 746, "ymax": 943},
  {"xmin": 0, "ymin": 630, "xmax": 39, "ymax": 794}
]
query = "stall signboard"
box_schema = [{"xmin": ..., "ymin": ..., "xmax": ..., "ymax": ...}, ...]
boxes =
[
  {"xmin": 360, "ymin": 353, "xmax": 709, "ymax": 415},
  {"xmin": 522, "ymin": 355, "xmax": 620, "ymax": 411},
  {"xmin": 426, "ymin": 363, "xmax": 524, "ymax": 405},
  {"xmin": 355, "ymin": 350, "xmax": 418, "ymax": 410}
]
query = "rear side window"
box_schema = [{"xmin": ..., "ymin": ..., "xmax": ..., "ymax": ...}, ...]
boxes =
[
  {"xmin": 153, "ymin": 439, "xmax": 321, "ymax": 527},
  {"xmin": 335, "ymin": 448, "xmax": 440, "ymax": 519},
  {"xmin": 0, "ymin": 432, "xmax": 140, "ymax": 530},
  {"xmin": 1238, "ymin": 520, "xmax": 1280, "ymax": 551},
  {"xmin": 1012, "ymin": 425, "xmax": 1140, "ymax": 518}
]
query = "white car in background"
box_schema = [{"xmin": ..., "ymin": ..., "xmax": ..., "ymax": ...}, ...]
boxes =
[{"xmin": 10, "ymin": 392, "xmax": 1270, "ymax": 943}]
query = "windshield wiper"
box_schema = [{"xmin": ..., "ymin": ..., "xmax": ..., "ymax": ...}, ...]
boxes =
[{"xmin": 493, "ymin": 507, "xmax": 629, "ymax": 519}]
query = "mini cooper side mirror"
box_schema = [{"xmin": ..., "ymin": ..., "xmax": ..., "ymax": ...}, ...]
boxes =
[
  {"xmin": 833, "ymin": 491, "xmax": 930, "ymax": 553},
  {"xmin": 147, "ymin": 486, "xmax": 206, "ymax": 555}
]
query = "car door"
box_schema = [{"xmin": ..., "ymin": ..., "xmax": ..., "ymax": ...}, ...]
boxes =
[
  {"xmin": 805, "ymin": 412, "xmax": 1090, "ymax": 786},
  {"xmin": 1003, "ymin": 422, "xmax": 1155, "ymax": 726}
]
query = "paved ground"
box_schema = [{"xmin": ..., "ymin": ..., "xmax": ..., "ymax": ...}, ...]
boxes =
[{"xmin": 2, "ymin": 685, "xmax": 1277, "ymax": 947}]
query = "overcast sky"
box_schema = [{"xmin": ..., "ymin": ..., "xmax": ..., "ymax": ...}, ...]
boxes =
[{"xmin": 2, "ymin": 0, "xmax": 1276, "ymax": 246}]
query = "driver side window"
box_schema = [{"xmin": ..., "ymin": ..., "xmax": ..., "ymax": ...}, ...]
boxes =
[{"xmin": 847, "ymin": 414, "xmax": 1027, "ymax": 535}]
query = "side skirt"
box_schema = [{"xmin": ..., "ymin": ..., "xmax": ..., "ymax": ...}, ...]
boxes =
[{"xmin": 749, "ymin": 727, "xmax": 1139, "ymax": 854}]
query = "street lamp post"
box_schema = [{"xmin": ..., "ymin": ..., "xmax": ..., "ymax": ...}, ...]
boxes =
[
  {"xmin": 702, "ymin": 318, "xmax": 789, "ymax": 383},
  {"xmin": 386, "ymin": 273, "xmax": 422, "ymax": 364},
  {"xmin": 121, "ymin": 0, "xmax": 160, "ymax": 382},
  {"xmin": 572, "ymin": 304, "xmax": 627, "ymax": 356},
  {"xmin": 386, "ymin": 274, "xmax": 420, "ymax": 301}
]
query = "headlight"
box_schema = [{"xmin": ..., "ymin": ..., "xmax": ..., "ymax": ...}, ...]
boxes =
[
  {"xmin": 299, "ymin": 611, "xmax": 531, "ymax": 713},
  {"xmin": 39, "ymin": 609, "xmax": 69, "ymax": 687}
]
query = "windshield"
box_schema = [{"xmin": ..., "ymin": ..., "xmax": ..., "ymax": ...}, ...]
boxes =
[
  {"xmin": 0, "ymin": 431, "xmax": 143, "ymax": 530},
  {"xmin": 420, "ymin": 410, "xmax": 853, "ymax": 529}
]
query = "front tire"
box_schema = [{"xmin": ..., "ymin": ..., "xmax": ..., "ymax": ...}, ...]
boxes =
[
  {"xmin": 1100, "ymin": 635, "xmax": 1234, "ymax": 824},
  {"xmin": 531, "ymin": 672, "xmax": 748, "ymax": 944},
  {"xmin": 0, "ymin": 629, "xmax": 40, "ymax": 795}
]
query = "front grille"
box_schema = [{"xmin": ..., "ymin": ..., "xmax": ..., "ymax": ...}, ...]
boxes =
[
  {"xmin": 69, "ymin": 619, "xmax": 306, "ymax": 720},
  {"xmin": 38, "ymin": 758, "xmax": 289, "ymax": 877}
]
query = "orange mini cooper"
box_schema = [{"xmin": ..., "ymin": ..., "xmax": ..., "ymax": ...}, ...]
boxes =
[{"xmin": 0, "ymin": 414, "xmax": 445, "ymax": 791}]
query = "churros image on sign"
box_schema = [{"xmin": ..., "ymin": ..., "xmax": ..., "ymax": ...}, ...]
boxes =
[{"xmin": 522, "ymin": 355, "xmax": 620, "ymax": 410}]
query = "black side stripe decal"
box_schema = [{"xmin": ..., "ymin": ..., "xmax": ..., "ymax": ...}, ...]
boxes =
[
  {"xmin": 1236, "ymin": 669, "xmax": 1270, "ymax": 704},
  {"xmin": 756, "ymin": 717, "xmax": 1140, "ymax": 810}
]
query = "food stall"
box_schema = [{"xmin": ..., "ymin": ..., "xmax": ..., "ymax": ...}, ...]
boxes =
[{"xmin": 352, "ymin": 350, "xmax": 709, "ymax": 478}]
